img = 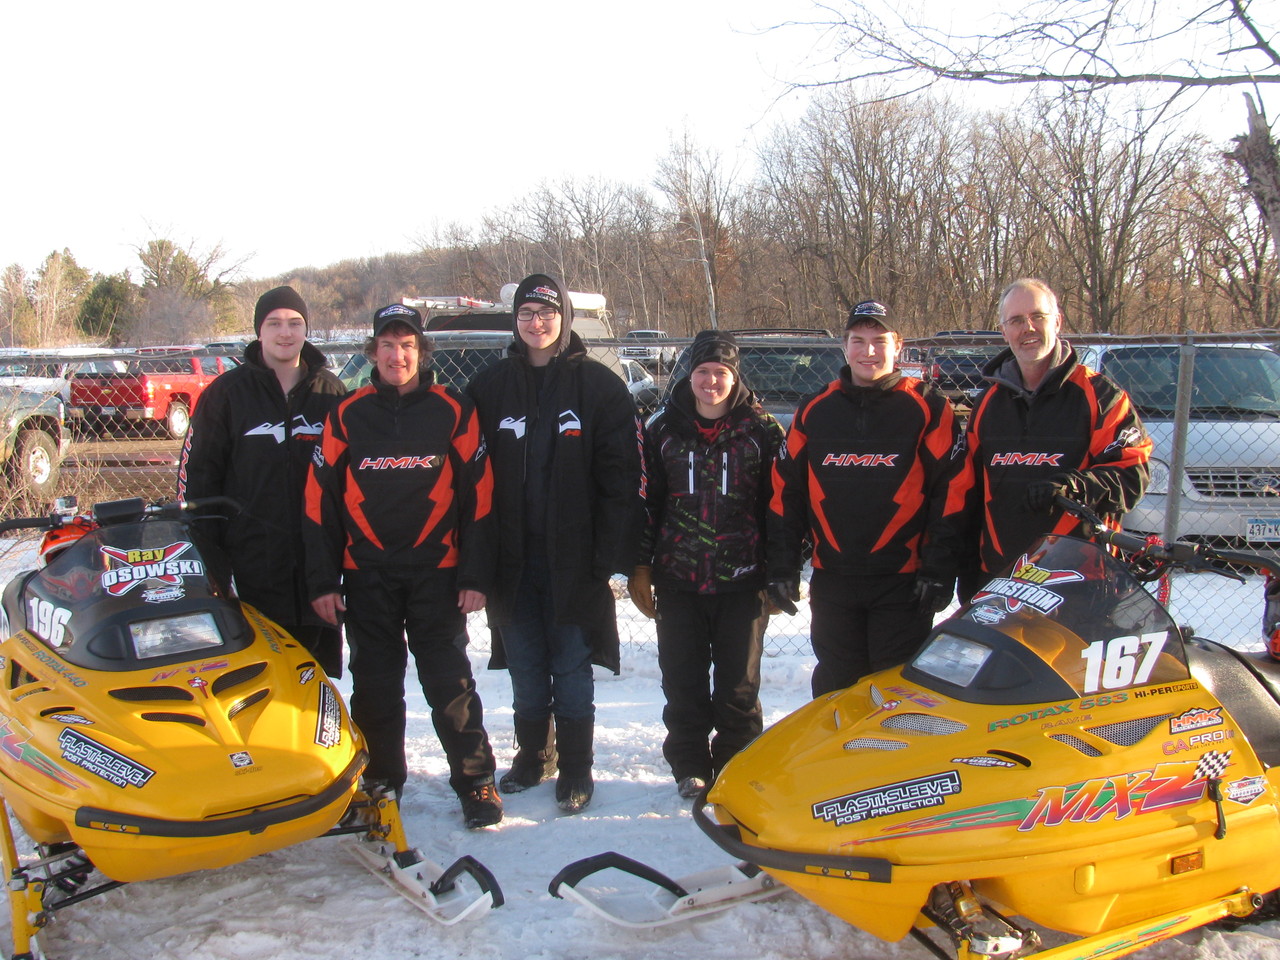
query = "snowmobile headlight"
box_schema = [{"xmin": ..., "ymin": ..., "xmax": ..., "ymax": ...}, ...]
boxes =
[
  {"xmin": 912, "ymin": 632, "xmax": 992, "ymax": 688},
  {"xmin": 129, "ymin": 612, "xmax": 224, "ymax": 659}
]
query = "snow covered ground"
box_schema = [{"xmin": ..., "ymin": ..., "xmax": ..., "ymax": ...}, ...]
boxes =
[{"xmin": 0, "ymin": 534, "xmax": 1277, "ymax": 959}]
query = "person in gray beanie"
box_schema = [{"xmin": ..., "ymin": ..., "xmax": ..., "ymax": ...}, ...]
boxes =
[{"xmin": 465, "ymin": 274, "xmax": 643, "ymax": 814}]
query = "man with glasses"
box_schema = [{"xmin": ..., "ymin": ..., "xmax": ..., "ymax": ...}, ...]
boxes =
[
  {"xmin": 466, "ymin": 274, "xmax": 642, "ymax": 814},
  {"xmin": 937, "ymin": 278, "xmax": 1152, "ymax": 602}
]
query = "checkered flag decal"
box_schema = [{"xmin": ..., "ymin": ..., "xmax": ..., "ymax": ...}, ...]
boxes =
[{"xmin": 1195, "ymin": 750, "xmax": 1232, "ymax": 780}]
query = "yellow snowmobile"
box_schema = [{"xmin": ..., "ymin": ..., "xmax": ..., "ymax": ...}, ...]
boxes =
[
  {"xmin": 0, "ymin": 497, "xmax": 502, "ymax": 960},
  {"xmin": 555, "ymin": 501, "xmax": 1280, "ymax": 959}
]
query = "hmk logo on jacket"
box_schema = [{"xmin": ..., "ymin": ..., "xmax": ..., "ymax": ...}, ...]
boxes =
[
  {"xmin": 357, "ymin": 456, "xmax": 440, "ymax": 470},
  {"xmin": 990, "ymin": 452, "xmax": 1064, "ymax": 467},
  {"xmin": 499, "ymin": 416, "xmax": 526, "ymax": 439},
  {"xmin": 559, "ymin": 409, "xmax": 582, "ymax": 436},
  {"xmin": 822, "ymin": 453, "xmax": 899, "ymax": 467}
]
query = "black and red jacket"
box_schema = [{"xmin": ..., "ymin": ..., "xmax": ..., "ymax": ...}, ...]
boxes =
[
  {"xmin": 938, "ymin": 343, "xmax": 1152, "ymax": 577},
  {"xmin": 303, "ymin": 370, "xmax": 495, "ymax": 598},
  {"xmin": 768, "ymin": 369, "xmax": 964, "ymax": 579},
  {"xmin": 639, "ymin": 378, "xmax": 784, "ymax": 594}
]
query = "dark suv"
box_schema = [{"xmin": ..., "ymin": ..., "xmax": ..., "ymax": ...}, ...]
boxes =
[{"xmin": 661, "ymin": 330, "xmax": 845, "ymax": 429}]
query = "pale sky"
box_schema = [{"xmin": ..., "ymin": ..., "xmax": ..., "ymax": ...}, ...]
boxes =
[
  {"xmin": 5, "ymin": 0, "xmax": 827, "ymax": 280},
  {"xmin": 4, "ymin": 0, "xmax": 1255, "ymax": 284}
]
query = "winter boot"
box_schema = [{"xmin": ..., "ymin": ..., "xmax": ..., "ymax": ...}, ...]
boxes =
[
  {"xmin": 458, "ymin": 775, "xmax": 504, "ymax": 829},
  {"xmin": 500, "ymin": 715, "xmax": 557, "ymax": 793},
  {"xmin": 553, "ymin": 716, "xmax": 595, "ymax": 814}
]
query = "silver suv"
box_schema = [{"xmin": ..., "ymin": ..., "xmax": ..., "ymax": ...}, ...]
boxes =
[{"xmin": 1078, "ymin": 341, "xmax": 1280, "ymax": 549}]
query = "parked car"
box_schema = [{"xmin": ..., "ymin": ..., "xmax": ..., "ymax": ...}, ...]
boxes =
[
  {"xmin": 621, "ymin": 359, "xmax": 660, "ymax": 415},
  {"xmin": 0, "ymin": 351, "xmax": 120, "ymax": 404},
  {"xmin": 661, "ymin": 329, "xmax": 844, "ymax": 429},
  {"xmin": 0, "ymin": 385, "xmax": 67, "ymax": 498},
  {"xmin": 1076, "ymin": 340, "xmax": 1280, "ymax": 550},
  {"xmin": 619, "ymin": 329, "xmax": 679, "ymax": 369},
  {"xmin": 68, "ymin": 351, "xmax": 238, "ymax": 439}
]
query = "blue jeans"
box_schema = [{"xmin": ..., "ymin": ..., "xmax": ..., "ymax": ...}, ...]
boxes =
[{"xmin": 501, "ymin": 558, "xmax": 595, "ymax": 723}]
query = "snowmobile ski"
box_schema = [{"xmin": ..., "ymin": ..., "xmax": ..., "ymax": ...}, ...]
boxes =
[
  {"xmin": 548, "ymin": 850, "xmax": 780, "ymax": 928},
  {"xmin": 350, "ymin": 840, "xmax": 504, "ymax": 926}
]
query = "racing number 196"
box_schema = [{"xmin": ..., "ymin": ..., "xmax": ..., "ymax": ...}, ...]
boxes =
[{"xmin": 1080, "ymin": 632, "xmax": 1168, "ymax": 693}]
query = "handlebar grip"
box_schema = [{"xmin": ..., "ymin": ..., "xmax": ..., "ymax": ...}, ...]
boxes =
[{"xmin": 0, "ymin": 517, "xmax": 56, "ymax": 536}]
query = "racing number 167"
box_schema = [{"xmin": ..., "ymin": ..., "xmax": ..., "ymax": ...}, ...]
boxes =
[{"xmin": 1079, "ymin": 632, "xmax": 1169, "ymax": 694}]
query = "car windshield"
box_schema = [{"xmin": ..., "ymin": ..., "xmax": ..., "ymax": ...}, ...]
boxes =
[
  {"xmin": 739, "ymin": 347, "xmax": 845, "ymax": 400},
  {"xmin": 1102, "ymin": 346, "xmax": 1280, "ymax": 418}
]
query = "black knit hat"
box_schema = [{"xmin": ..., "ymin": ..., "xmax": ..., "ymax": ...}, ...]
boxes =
[
  {"xmin": 254, "ymin": 286, "xmax": 309, "ymax": 336},
  {"xmin": 845, "ymin": 299, "xmax": 896, "ymax": 333},
  {"xmin": 372, "ymin": 303, "xmax": 425, "ymax": 337},
  {"xmin": 688, "ymin": 330, "xmax": 740, "ymax": 372},
  {"xmin": 512, "ymin": 274, "xmax": 568, "ymax": 315}
]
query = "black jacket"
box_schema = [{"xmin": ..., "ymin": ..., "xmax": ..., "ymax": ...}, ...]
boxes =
[
  {"xmin": 768, "ymin": 368, "xmax": 965, "ymax": 579},
  {"xmin": 465, "ymin": 316, "xmax": 643, "ymax": 675},
  {"xmin": 938, "ymin": 342, "xmax": 1151, "ymax": 577},
  {"xmin": 176, "ymin": 341, "xmax": 345, "ymax": 627},
  {"xmin": 640, "ymin": 378, "xmax": 783, "ymax": 593},
  {"xmin": 302, "ymin": 370, "xmax": 496, "ymax": 597}
]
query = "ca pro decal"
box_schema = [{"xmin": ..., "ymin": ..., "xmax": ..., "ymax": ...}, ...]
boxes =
[
  {"xmin": 813, "ymin": 771, "xmax": 961, "ymax": 826},
  {"xmin": 58, "ymin": 728, "xmax": 154, "ymax": 788},
  {"xmin": 99, "ymin": 542, "xmax": 204, "ymax": 601},
  {"xmin": 970, "ymin": 555, "xmax": 1085, "ymax": 615},
  {"xmin": 315, "ymin": 683, "xmax": 342, "ymax": 748}
]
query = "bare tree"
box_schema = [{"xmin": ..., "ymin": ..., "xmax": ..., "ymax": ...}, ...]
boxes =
[{"xmin": 781, "ymin": 0, "xmax": 1280, "ymax": 250}]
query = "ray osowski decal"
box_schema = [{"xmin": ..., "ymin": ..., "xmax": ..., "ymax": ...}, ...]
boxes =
[{"xmin": 99, "ymin": 542, "xmax": 205, "ymax": 603}]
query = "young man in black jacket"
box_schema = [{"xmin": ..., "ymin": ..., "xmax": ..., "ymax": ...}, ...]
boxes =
[
  {"xmin": 304, "ymin": 304, "xmax": 502, "ymax": 829},
  {"xmin": 629, "ymin": 330, "xmax": 784, "ymax": 798},
  {"xmin": 466, "ymin": 274, "xmax": 642, "ymax": 814},
  {"xmin": 177, "ymin": 285, "xmax": 345, "ymax": 676}
]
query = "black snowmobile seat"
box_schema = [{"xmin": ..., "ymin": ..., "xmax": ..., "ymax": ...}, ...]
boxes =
[{"xmin": 1184, "ymin": 636, "xmax": 1280, "ymax": 768}]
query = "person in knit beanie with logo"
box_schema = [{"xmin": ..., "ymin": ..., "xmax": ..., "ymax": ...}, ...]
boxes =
[
  {"xmin": 465, "ymin": 274, "xmax": 642, "ymax": 814},
  {"xmin": 178, "ymin": 285, "xmax": 346, "ymax": 677},
  {"xmin": 628, "ymin": 329, "xmax": 784, "ymax": 799}
]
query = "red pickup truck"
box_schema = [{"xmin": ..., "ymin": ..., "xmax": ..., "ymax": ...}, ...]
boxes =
[{"xmin": 69, "ymin": 351, "xmax": 239, "ymax": 439}]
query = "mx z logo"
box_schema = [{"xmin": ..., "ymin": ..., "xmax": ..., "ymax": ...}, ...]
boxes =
[
  {"xmin": 499, "ymin": 416, "xmax": 526, "ymax": 439},
  {"xmin": 245, "ymin": 416, "xmax": 327, "ymax": 444}
]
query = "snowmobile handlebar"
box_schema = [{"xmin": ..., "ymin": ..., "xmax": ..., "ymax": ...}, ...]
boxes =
[
  {"xmin": 0, "ymin": 496, "xmax": 243, "ymax": 536},
  {"xmin": 1056, "ymin": 495, "xmax": 1280, "ymax": 580}
]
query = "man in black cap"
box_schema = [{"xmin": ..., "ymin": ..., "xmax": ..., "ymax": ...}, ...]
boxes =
[
  {"xmin": 304, "ymin": 304, "xmax": 503, "ymax": 829},
  {"xmin": 767, "ymin": 300, "xmax": 966, "ymax": 696},
  {"xmin": 178, "ymin": 285, "xmax": 346, "ymax": 676},
  {"xmin": 465, "ymin": 274, "xmax": 642, "ymax": 814},
  {"xmin": 628, "ymin": 329, "xmax": 784, "ymax": 797}
]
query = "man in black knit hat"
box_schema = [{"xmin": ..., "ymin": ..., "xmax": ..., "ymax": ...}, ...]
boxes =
[
  {"xmin": 178, "ymin": 285, "xmax": 346, "ymax": 677},
  {"xmin": 466, "ymin": 274, "xmax": 642, "ymax": 814}
]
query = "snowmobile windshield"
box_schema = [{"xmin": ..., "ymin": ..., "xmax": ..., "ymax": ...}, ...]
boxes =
[
  {"xmin": 21, "ymin": 519, "xmax": 253, "ymax": 671},
  {"xmin": 903, "ymin": 535, "xmax": 1190, "ymax": 706}
]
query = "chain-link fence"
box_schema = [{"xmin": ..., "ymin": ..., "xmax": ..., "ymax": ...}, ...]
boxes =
[{"xmin": 3, "ymin": 330, "xmax": 1275, "ymax": 656}]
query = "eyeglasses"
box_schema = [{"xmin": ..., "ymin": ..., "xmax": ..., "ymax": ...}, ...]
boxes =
[
  {"xmin": 516, "ymin": 306, "xmax": 559, "ymax": 322},
  {"xmin": 1001, "ymin": 311, "xmax": 1054, "ymax": 330}
]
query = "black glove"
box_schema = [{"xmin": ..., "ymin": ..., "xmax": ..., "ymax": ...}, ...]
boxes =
[
  {"xmin": 1025, "ymin": 472, "xmax": 1084, "ymax": 512},
  {"xmin": 766, "ymin": 576, "xmax": 801, "ymax": 616},
  {"xmin": 913, "ymin": 576, "xmax": 953, "ymax": 614}
]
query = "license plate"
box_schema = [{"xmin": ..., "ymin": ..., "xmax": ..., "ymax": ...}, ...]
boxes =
[
  {"xmin": 1247, "ymin": 517, "xmax": 1280, "ymax": 541},
  {"xmin": 100, "ymin": 406, "xmax": 116, "ymax": 416}
]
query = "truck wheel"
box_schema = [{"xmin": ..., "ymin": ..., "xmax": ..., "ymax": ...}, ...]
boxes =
[
  {"xmin": 166, "ymin": 402, "xmax": 191, "ymax": 440},
  {"xmin": 12, "ymin": 430, "xmax": 59, "ymax": 498}
]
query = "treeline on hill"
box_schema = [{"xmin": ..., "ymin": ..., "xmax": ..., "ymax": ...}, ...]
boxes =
[{"xmin": 3, "ymin": 90, "xmax": 1278, "ymax": 348}]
